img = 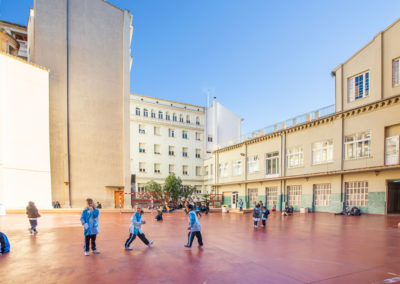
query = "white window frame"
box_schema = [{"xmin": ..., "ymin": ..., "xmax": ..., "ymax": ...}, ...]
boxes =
[
  {"xmin": 183, "ymin": 166, "xmax": 188, "ymax": 176},
  {"xmin": 344, "ymin": 131, "xmax": 371, "ymax": 160},
  {"xmin": 143, "ymin": 109, "xmax": 148, "ymax": 117},
  {"xmin": 266, "ymin": 152, "xmax": 279, "ymax": 176},
  {"xmin": 249, "ymin": 188, "xmax": 258, "ymax": 206},
  {"xmin": 313, "ymin": 183, "xmax": 331, "ymax": 206},
  {"xmin": 154, "ymin": 163, "xmax": 160, "ymax": 174},
  {"xmin": 348, "ymin": 71, "xmax": 369, "ymax": 102},
  {"xmin": 247, "ymin": 155, "xmax": 259, "ymax": 174},
  {"xmin": 287, "ymin": 147, "xmax": 304, "ymax": 168},
  {"xmin": 139, "ymin": 143, "xmax": 145, "ymax": 153},
  {"xmin": 154, "ymin": 126, "xmax": 160, "ymax": 136},
  {"xmin": 385, "ymin": 136, "xmax": 399, "ymax": 165},
  {"xmin": 265, "ymin": 187, "xmax": 278, "ymax": 205},
  {"xmin": 393, "ymin": 58, "xmax": 400, "ymax": 87},
  {"xmin": 182, "ymin": 131, "xmax": 188, "ymax": 139},
  {"xmin": 219, "ymin": 162, "xmax": 228, "ymax": 178},
  {"xmin": 154, "ymin": 144, "xmax": 160, "ymax": 155},
  {"xmin": 135, "ymin": 108, "xmax": 140, "ymax": 116},
  {"xmin": 287, "ymin": 185, "xmax": 302, "ymax": 206},
  {"xmin": 196, "ymin": 166, "xmax": 202, "ymax": 176},
  {"xmin": 139, "ymin": 162, "xmax": 146, "ymax": 173},
  {"xmin": 138, "ymin": 125, "xmax": 145, "ymax": 134},
  {"xmin": 182, "ymin": 147, "xmax": 188, "ymax": 157},
  {"xmin": 312, "ymin": 140, "xmax": 333, "ymax": 165},
  {"xmin": 345, "ymin": 181, "xmax": 368, "ymax": 207},
  {"xmin": 169, "ymin": 164, "xmax": 175, "ymax": 174},
  {"xmin": 232, "ymin": 160, "xmax": 242, "ymax": 176},
  {"xmin": 168, "ymin": 128, "xmax": 175, "ymax": 137},
  {"xmin": 168, "ymin": 146, "xmax": 175, "ymax": 156}
]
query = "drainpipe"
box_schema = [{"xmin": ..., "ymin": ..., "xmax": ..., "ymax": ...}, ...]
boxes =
[
  {"xmin": 244, "ymin": 143, "xmax": 248, "ymax": 208},
  {"xmin": 66, "ymin": 0, "xmax": 72, "ymax": 207},
  {"xmin": 340, "ymin": 64, "xmax": 344, "ymax": 208}
]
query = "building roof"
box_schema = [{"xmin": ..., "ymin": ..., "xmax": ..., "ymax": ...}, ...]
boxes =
[
  {"xmin": 131, "ymin": 93, "xmax": 205, "ymax": 110},
  {"xmin": 0, "ymin": 20, "xmax": 27, "ymax": 31}
]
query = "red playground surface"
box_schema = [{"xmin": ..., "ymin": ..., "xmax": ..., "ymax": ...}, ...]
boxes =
[{"xmin": 0, "ymin": 211, "xmax": 400, "ymax": 284}]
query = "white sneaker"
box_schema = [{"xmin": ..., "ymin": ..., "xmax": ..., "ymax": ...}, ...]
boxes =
[
  {"xmin": 28, "ymin": 229, "xmax": 33, "ymax": 234},
  {"xmin": 93, "ymin": 250, "xmax": 100, "ymax": 254},
  {"xmin": 84, "ymin": 251, "xmax": 90, "ymax": 256},
  {"xmin": 148, "ymin": 240, "xmax": 154, "ymax": 247},
  {"xmin": 125, "ymin": 246, "xmax": 133, "ymax": 250}
]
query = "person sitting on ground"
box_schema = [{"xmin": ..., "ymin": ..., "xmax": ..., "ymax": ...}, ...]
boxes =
[
  {"xmin": 282, "ymin": 205, "xmax": 289, "ymax": 216},
  {"xmin": 0, "ymin": 232, "xmax": 10, "ymax": 255},
  {"xmin": 272, "ymin": 204, "xmax": 276, "ymax": 212},
  {"xmin": 96, "ymin": 202, "xmax": 102, "ymax": 209},
  {"xmin": 288, "ymin": 205, "xmax": 294, "ymax": 215},
  {"xmin": 155, "ymin": 206, "xmax": 163, "ymax": 221},
  {"xmin": 335, "ymin": 206, "xmax": 350, "ymax": 216},
  {"xmin": 350, "ymin": 206, "xmax": 361, "ymax": 216}
]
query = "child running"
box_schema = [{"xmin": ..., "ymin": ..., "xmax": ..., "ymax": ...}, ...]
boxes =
[
  {"xmin": 26, "ymin": 201, "xmax": 41, "ymax": 234},
  {"xmin": 253, "ymin": 204, "xmax": 261, "ymax": 228},
  {"xmin": 184, "ymin": 204, "xmax": 203, "ymax": 249},
  {"xmin": 80, "ymin": 198, "xmax": 100, "ymax": 256},
  {"xmin": 261, "ymin": 206, "xmax": 270, "ymax": 227},
  {"xmin": 125, "ymin": 206, "xmax": 154, "ymax": 250},
  {"xmin": 0, "ymin": 232, "xmax": 10, "ymax": 255}
]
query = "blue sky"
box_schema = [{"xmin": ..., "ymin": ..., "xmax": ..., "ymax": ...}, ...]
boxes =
[{"xmin": 1, "ymin": 0, "xmax": 399, "ymax": 135}]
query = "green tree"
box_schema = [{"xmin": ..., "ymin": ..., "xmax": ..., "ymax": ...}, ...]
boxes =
[
  {"xmin": 163, "ymin": 173, "xmax": 182, "ymax": 201},
  {"xmin": 202, "ymin": 193, "xmax": 210, "ymax": 202},
  {"xmin": 181, "ymin": 185, "xmax": 196, "ymax": 201},
  {"xmin": 144, "ymin": 180, "xmax": 162, "ymax": 199}
]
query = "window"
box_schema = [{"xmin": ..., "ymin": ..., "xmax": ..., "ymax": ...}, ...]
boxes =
[
  {"xmin": 247, "ymin": 155, "xmax": 259, "ymax": 173},
  {"xmin": 154, "ymin": 163, "xmax": 160, "ymax": 174},
  {"xmin": 385, "ymin": 136, "xmax": 399, "ymax": 165},
  {"xmin": 166, "ymin": 112, "xmax": 170, "ymax": 120},
  {"xmin": 393, "ymin": 58, "xmax": 400, "ymax": 87},
  {"xmin": 158, "ymin": 111, "xmax": 163, "ymax": 119},
  {"xmin": 173, "ymin": 113, "xmax": 177, "ymax": 121},
  {"xmin": 266, "ymin": 152, "xmax": 279, "ymax": 176},
  {"xmin": 143, "ymin": 109, "xmax": 148, "ymax": 117},
  {"xmin": 195, "ymin": 132, "xmax": 201, "ymax": 141},
  {"xmin": 179, "ymin": 115, "xmax": 184, "ymax": 123},
  {"xmin": 169, "ymin": 146, "xmax": 175, "ymax": 156},
  {"xmin": 139, "ymin": 143, "xmax": 145, "ymax": 153},
  {"xmin": 196, "ymin": 149, "xmax": 201, "ymax": 159},
  {"xmin": 287, "ymin": 185, "xmax": 302, "ymax": 206},
  {"xmin": 169, "ymin": 128, "xmax": 175, "ymax": 137},
  {"xmin": 151, "ymin": 110, "xmax": 156, "ymax": 118},
  {"xmin": 183, "ymin": 165, "xmax": 188, "ymax": 175},
  {"xmin": 219, "ymin": 162, "xmax": 228, "ymax": 177},
  {"xmin": 182, "ymin": 131, "xmax": 188, "ymax": 139},
  {"xmin": 154, "ymin": 144, "xmax": 160, "ymax": 155},
  {"xmin": 154, "ymin": 126, "xmax": 160, "ymax": 136},
  {"xmin": 138, "ymin": 124, "xmax": 145, "ymax": 134},
  {"xmin": 138, "ymin": 184, "xmax": 145, "ymax": 192},
  {"xmin": 232, "ymin": 160, "xmax": 242, "ymax": 176},
  {"xmin": 195, "ymin": 186, "xmax": 202, "ymax": 194},
  {"xmin": 139, "ymin": 162, "xmax": 146, "ymax": 173},
  {"xmin": 312, "ymin": 140, "xmax": 333, "ymax": 165},
  {"xmin": 249, "ymin": 188, "xmax": 258, "ymax": 206},
  {"xmin": 182, "ymin": 147, "xmax": 188, "ymax": 157},
  {"xmin": 265, "ymin": 187, "xmax": 278, "ymax": 205},
  {"xmin": 196, "ymin": 117, "xmax": 200, "ymax": 125},
  {"xmin": 287, "ymin": 147, "xmax": 304, "ymax": 168},
  {"xmin": 186, "ymin": 115, "xmax": 190, "ymax": 124},
  {"xmin": 345, "ymin": 131, "xmax": 371, "ymax": 160},
  {"xmin": 210, "ymin": 164, "xmax": 214, "ymax": 176},
  {"xmin": 169, "ymin": 164, "xmax": 175, "ymax": 174},
  {"xmin": 345, "ymin": 181, "xmax": 368, "ymax": 207},
  {"xmin": 313, "ymin": 184, "xmax": 331, "ymax": 206},
  {"xmin": 136, "ymin": 108, "xmax": 140, "ymax": 116},
  {"xmin": 208, "ymin": 135, "xmax": 213, "ymax": 142},
  {"xmin": 348, "ymin": 71, "xmax": 369, "ymax": 102},
  {"xmin": 196, "ymin": 166, "xmax": 202, "ymax": 176},
  {"xmin": 204, "ymin": 166, "xmax": 209, "ymax": 176}
]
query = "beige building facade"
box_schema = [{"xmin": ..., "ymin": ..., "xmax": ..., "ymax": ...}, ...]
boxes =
[
  {"xmin": 28, "ymin": 0, "xmax": 133, "ymax": 208},
  {"xmin": 211, "ymin": 19, "xmax": 400, "ymax": 214}
]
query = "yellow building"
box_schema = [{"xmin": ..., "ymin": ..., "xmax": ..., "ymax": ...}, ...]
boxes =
[{"xmin": 211, "ymin": 19, "xmax": 400, "ymax": 214}]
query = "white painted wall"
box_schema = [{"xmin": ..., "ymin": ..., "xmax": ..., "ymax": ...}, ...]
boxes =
[{"xmin": 0, "ymin": 53, "xmax": 52, "ymax": 209}]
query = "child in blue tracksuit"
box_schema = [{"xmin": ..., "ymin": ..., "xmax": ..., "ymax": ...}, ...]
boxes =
[
  {"xmin": 0, "ymin": 232, "xmax": 10, "ymax": 255},
  {"xmin": 80, "ymin": 198, "xmax": 100, "ymax": 256},
  {"xmin": 261, "ymin": 206, "xmax": 270, "ymax": 227},
  {"xmin": 185, "ymin": 204, "xmax": 203, "ymax": 248},
  {"xmin": 253, "ymin": 204, "xmax": 261, "ymax": 228},
  {"xmin": 125, "ymin": 206, "xmax": 154, "ymax": 250}
]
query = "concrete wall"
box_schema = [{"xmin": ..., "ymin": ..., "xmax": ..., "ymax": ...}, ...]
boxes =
[
  {"xmin": 0, "ymin": 53, "xmax": 52, "ymax": 209},
  {"xmin": 30, "ymin": 0, "xmax": 132, "ymax": 208}
]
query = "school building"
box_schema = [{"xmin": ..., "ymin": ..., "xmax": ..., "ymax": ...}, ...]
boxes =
[{"xmin": 209, "ymin": 18, "xmax": 400, "ymax": 214}]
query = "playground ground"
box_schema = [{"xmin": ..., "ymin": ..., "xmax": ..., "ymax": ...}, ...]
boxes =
[{"xmin": 0, "ymin": 210, "xmax": 400, "ymax": 284}]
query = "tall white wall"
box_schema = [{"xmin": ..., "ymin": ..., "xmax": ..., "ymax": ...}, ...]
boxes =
[{"xmin": 0, "ymin": 53, "xmax": 52, "ymax": 209}]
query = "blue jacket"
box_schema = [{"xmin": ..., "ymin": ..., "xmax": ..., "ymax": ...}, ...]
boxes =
[
  {"xmin": 188, "ymin": 210, "xmax": 201, "ymax": 232},
  {"xmin": 0, "ymin": 232, "xmax": 10, "ymax": 253},
  {"xmin": 130, "ymin": 212, "xmax": 144, "ymax": 235},
  {"xmin": 80, "ymin": 208, "xmax": 99, "ymax": 236},
  {"xmin": 239, "ymin": 201, "xmax": 244, "ymax": 207}
]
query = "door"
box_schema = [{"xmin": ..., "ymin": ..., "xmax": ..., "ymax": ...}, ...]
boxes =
[
  {"xmin": 388, "ymin": 181, "xmax": 400, "ymax": 214},
  {"xmin": 231, "ymin": 192, "xmax": 238, "ymax": 208},
  {"xmin": 114, "ymin": 191, "xmax": 124, "ymax": 208}
]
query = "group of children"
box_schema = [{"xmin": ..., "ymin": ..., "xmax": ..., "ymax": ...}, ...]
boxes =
[{"xmin": 252, "ymin": 201, "xmax": 270, "ymax": 228}]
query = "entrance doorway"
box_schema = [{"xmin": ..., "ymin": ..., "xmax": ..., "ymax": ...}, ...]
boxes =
[
  {"xmin": 232, "ymin": 192, "xmax": 238, "ymax": 208},
  {"xmin": 387, "ymin": 181, "xmax": 400, "ymax": 214},
  {"xmin": 114, "ymin": 191, "xmax": 124, "ymax": 208}
]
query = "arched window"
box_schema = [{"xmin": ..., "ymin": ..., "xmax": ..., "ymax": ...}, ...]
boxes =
[
  {"xmin": 196, "ymin": 116, "xmax": 200, "ymax": 125},
  {"xmin": 151, "ymin": 109, "xmax": 155, "ymax": 118},
  {"xmin": 144, "ymin": 109, "xmax": 148, "ymax": 117},
  {"xmin": 166, "ymin": 112, "xmax": 170, "ymax": 120},
  {"xmin": 186, "ymin": 115, "xmax": 190, "ymax": 124},
  {"xmin": 158, "ymin": 111, "xmax": 163, "ymax": 119},
  {"xmin": 179, "ymin": 114, "xmax": 184, "ymax": 123},
  {"xmin": 173, "ymin": 113, "xmax": 177, "ymax": 121},
  {"xmin": 136, "ymin": 108, "xmax": 140, "ymax": 116}
]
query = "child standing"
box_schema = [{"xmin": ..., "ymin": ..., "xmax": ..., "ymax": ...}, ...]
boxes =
[
  {"xmin": 80, "ymin": 198, "xmax": 100, "ymax": 256},
  {"xmin": 26, "ymin": 201, "xmax": 41, "ymax": 234},
  {"xmin": 125, "ymin": 206, "xmax": 154, "ymax": 250},
  {"xmin": 184, "ymin": 204, "xmax": 203, "ymax": 249},
  {"xmin": 261, "ymin": 206, "xmax": 270, "ymax": 227},
  {"xmin": 0, "ymin": 232, "xmax": 10, "ymax": 255},
  {"xmin": 239, "ymin": 199, "xmax": 244, "ymax": 211},
  {"xmin": 252, "ymin": 204, "xmax": 261, "ymax": 228}
]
